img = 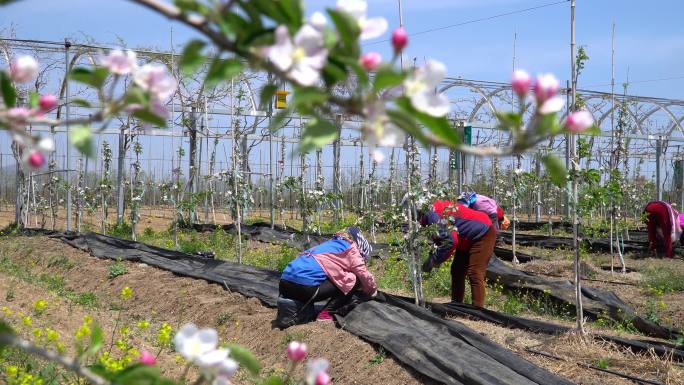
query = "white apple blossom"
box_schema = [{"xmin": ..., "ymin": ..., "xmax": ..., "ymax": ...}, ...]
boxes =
[
  {"xmin": 362, "ymin": 101, "xmax": 404, "ymax": 163},
  {"xmin": 267, "ymin": 25, "xmax": 328, "ymax": 87},
  {"xmin": 538, "ymin": 96, "xmax": 565, "ymax": 115},
  {"xmin": 336, "ymin": 0, "xmax": 388, "ymax": 40},
  {"xmin": 9, "ymin": 55, "xmax": 39, "ymax": 83},
  {"xmin": 403, "ymin": 60, "xmax": 450, "ymax": 117},
  {"xmin": 310, "ymin": 11, "xmax": 327, "ymax": 31},
  {"xmin": 101, "ymin": 49, "xmax": 138, "ymax": 75},
  {"xmin": 134, "ymin": 64, "xmax": 177, "ymax": 100},
  {"xmin": 173, "ymin": 324, "xmax": 218, "ymax": 362}
]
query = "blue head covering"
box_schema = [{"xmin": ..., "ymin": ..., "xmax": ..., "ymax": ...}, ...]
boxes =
[
  {"xmin": 457, "ymin": 192, "xmax": 478, "ymax": 207},
  {"xmin": 347, "ymin": 226, "xmax": 372, "ymax": 263}
]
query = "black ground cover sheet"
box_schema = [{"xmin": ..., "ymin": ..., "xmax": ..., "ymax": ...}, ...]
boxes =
[{"xmin": 23, "ymin": 229, "xmax": 572, "ymax": 385}]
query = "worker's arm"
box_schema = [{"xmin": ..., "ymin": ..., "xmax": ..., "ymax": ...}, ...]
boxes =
[{"xmin": 424, "ymin": 211, "xmax": 457, "ymax": 265}]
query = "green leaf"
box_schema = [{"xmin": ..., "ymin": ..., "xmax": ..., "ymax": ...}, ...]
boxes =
[
  {"xmin": 373, "ymin": 66, "xmax": 406, "ymax": 92},
  {"xmin": 112, "ymin": 364, "xmax": 161, "ymax": 385},
  {"xmin": 71, "ymin": 98, "xmax": 92, "ymax": 108},
  {"xmin": 291, "ymin": 87, "xmax": 328, "ymax": 108},
  {"xmin": 299, "ymin": 117, "xmax": 339, "ymax": 153},
  {"xmin": 386, "ymin": 109, "xmax": 429, "ymax": 146},
  {"xmin": 227, "ymin": 344, "xmax": 261, "ymax": 376},
  {"xmin": 259, "ymin": 84, "xmax": 277, "ymax": 111},
  {"xmin": 28, "ymin": 91, "xmax": 39, "ymax": 108},
  {"xmin": 132, "ymin": 109, "xmax": 167, "ymax": 128},
  {"xmin": 70, "ymin": 126, "xmax": 94, "ymax": 157},
  {"xmin": 0, "ymin": 71, "xmax": 17, "ymax": 108},
  {"xmin": 85, "ymin": 323, "xmax": 103, "ymax": 357},
  {"xmin": 327, "ymin": 9, "xmax": 360, "ymax": 51},
  {"xmin": 338, "ymin": 56, "xmax": 368, "ymax": 87},
  {"xmin": 259, "ymin": 375, "xmax": 285, "ymax": 385},
  {"xmin": 0, "ymin": 320, "xmax": 14, "ymax": 351},
  {"xmin": 495, "ymin": 111, "xmax": 523, "ymax": 130},
  {"xmin": 179, "ymin": 40, "xmax": 206, "ymax": 75},
  {"xmin": 321, "ymin": 59, "xmax": 348, "ymax": 86},
  {"xmin": 582, "ymin": 124, "xmax": 600, "ymax": 135},
  {"xmin": 268, "ymin": 109, "xmax": 291, "ymax": 133},
  {"xmin": 542, "ymin": 154, "xmax": 568, "ymax": 187},
  {"xmin": 535, "ymin": 112, "xmax": 560, "ymax": 135},
  {"xmin": 396, "ymin": 97, "xmax": 460, "ymax": 147},
  {"xmin": 70, "ymin": 67, "xmax": 109, "ymax": 88},
  {"xmin": 205, "ymin": 58, "xmax": 242, "ymax": 86}
]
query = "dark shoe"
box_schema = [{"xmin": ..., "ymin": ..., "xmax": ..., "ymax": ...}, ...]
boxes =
[{"xmin": 421, "ymin": 258, "xmax": 434, "ymax": 273}]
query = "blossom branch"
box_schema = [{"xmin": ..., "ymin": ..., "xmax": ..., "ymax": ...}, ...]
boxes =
[{"xmin": 0, "ymin": 333, "xmax": 110, "ymax": 385}]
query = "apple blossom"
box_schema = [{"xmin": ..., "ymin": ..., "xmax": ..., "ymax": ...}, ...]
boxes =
[
  {"xmin": 310, "ymin": 11, "xmax": 327, "ymax": 31},
  {"xmin": 511, "ymin": 70, "xmax": 531, "ymax": 98},
  {"xmin": 537, "ymin": 96, "xmax": 565, "ymax": 115},
  {"xmin": 533, "ymin": 73, "xmax": 560, "ymax": 103},
  {"xmin": 7, "ymin": 107, "xmax": 32, "ymax": 124},
  {"xmin": 37, "ymin": 137, "xmax": 55, "ymax": 153},
  {"xmin": 315, "ymin": 372, "xmax": 331, "ymax": 385},
  {"xmin": 306, "ymin": 358, "xmax": 330, "ymax": 385},
  {"xmin": 134, "ymin": 64, "xmax": 177, "ymax": 101},
  {"xmin": 267, "ymin": 25, "xmax": 328, "ymax": 87},
  {"xmin": 139, "ymin": 350, "xmax": 156, "ymax": 366},
  {"xmin": 39, "ymin": 94, "xmax": 58, "ymax": 112},
  {"xmin": 286, "ymin": 341, "xmax": 308, "ymax": 361},
  {"xmin": 565, "ymin": 110, "xmax": 594, "ymax": 133},
  {"xmin": 173, "ymin": 324, "xmax": 218, "ymax": 362},
  {"xmin": 9, "ymin": 55, "xmax": 39, "ymax": 83},
  {"xmin": 403, "ymin": 60, "xmax": 450, "ymax": 117},
  {"xmin": 360, "ymin": 52, "xmax": 381, "ymax": 71},
  {"xmin": 336, "ymin": 0, "xmax": 388, "ymax": 40},
  {"xmin": 27, "ymin": 149, "xmax": 45, "ymax": 169},
  {"xmin": 101, "ymin": 49, "xmax": 138, "ymax": 75},
  {"xmin": 391, "ymin": 28, "xmax": 409, "ymax": 52}
]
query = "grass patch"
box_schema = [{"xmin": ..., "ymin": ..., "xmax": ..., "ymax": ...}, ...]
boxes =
[
  {"xmin": 74, "ymin": 292, "xmax": 98, "ymax": 309},
  {"xmin": 46, "ymin": 255, "xmax": 75, "ymax": 270},
  {"xmin": 217, "ymin": 311, "xmax": 234, "ymax": 326},
  {"xmin": 108, "ymin": 258, "xmax": 128, "ymax": 279},
  {"xmin": 280, "ymin": 331, "xmax": 307, "ymax": 347},
  {"xmin": 642, "ymin": 265, "xmax": 684, "ymax": 293}
]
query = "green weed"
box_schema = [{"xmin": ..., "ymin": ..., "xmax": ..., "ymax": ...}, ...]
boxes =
[
  {"xmin": 217, "ymin": 311, "xmax": 234, "ymax": 326},
  {"xmin": 74, "ymin": 292, "xmax": 98, "ymax": 309},
  {"xmin": 108, "ymin": 259, "xmax": 128, "ymax": 279},
  {"xmin": 642, "ymin": 265, "xmax": 684, "ymax": 293},
  {"xmin": 365, "ymin": 347, "xmax": 387, "ymax": 368},
  {"xmin": 46, "ymin": 255, "xmax": 75, "ymax": 270}
]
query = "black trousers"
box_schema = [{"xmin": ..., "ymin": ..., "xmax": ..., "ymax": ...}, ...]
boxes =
[{"xmin": 279, "ymin": 279, "xmax": 355, "ymax": 312}]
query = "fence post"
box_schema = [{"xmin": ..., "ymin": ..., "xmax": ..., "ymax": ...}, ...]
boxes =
[
  {"xmin": 65, "ymin": 38, "xmax": 73, "ymax": 231},
  {"xmin": 656, "ymin": 136, "xmax": 662, "ymax": 201}
]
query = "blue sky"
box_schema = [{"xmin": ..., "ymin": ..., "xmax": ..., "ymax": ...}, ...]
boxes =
[{"xmin": 2, "ymin": 0, "xmax": 684, "ymax": 100}]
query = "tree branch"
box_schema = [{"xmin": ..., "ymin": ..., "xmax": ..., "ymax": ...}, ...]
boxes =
[{"xmin": 0, "ymin": 333, "xmax": 110, "ymax": 385}]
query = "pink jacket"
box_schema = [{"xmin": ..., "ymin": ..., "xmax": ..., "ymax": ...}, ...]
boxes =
[{"xmin": 312, "ymin": 237, "xmax": 377, "ymax": 296}]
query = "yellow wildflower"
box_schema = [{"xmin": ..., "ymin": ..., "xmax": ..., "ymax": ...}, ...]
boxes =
[
  {"xmin": 21, "ymin": 316, "xmax": 32, "ymax": 327},
  {"xmin": 33, "ymin": 300, "xmax": 48, "ymax": 313},
  {"xmin": 136, "ymin": 320, "xmax": 150, "ymax": 330},
  {"xmin": 120, "ymin": 286, "xmax": 133, "ymax": 300}
]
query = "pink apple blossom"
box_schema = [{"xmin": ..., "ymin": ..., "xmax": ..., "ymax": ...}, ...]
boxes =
[
  {"xmin": 10, "ymin": 55, "xmax": 39, "ymax": 83},
  {"xmin": 7, "ymin": 107, "xmax": 31, "ymax": 123},
  {"xmin": 533, "ymin": 73, "xmax": 560, "ymax": 103},
  {"xmin": 565, "ymin": 110, "xmax": 594, "ymax": 133},
  {"xmin": 360, "ymin": 52, "xmax": 382, "ymax": 71},
  {"xmin": 134, "ymin": 64, "xmax": 176, "ymax": 101},
  {"xmin": 139, "ymin": 350, "xmax": 156, "ymax": 366},
  {"xmin": 102, "ymin": 49, "xmax": 137, "ymax": 75},
  {"xmin": 39, "ymin": 94, "xmax": 58, "ymax": 112},
  {"xmin": 391, "ymin": 28, "xmax": 408, "ymax": 52},
  {"xmin": 511, "ymin": 70, "xmax": 531, "ymax": 98},
  {"xmin": 286, "ymin": 341, "xmax": 308, "ymax": 362}
]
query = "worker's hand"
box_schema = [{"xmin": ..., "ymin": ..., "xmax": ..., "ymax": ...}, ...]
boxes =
[{"xmin": 501, "ymin": 215, "xmax": 511, "ymax": 230}]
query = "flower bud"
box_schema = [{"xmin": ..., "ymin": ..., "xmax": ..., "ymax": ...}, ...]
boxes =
[
  {"xmin": 511, "ymin": 70, "xmax": 531, "ymax": 98},
  {"xmin": 565, "ymin": 110, "xmax": 594, "ymax": 133},
  {"xmin": 533, "ymin": 73, "xmax": 560, "ymax": 103},
  {"xmin": 391, "ymin": 28, "xmax": 408, "ymax": 52},
  {"xmin": 140, "ymin": 350, "xmax": 156, "ymax": 366},
  {"xmin": 39, "ymin": 94, "xmax": 58, "ymax": 112},
  {"xmin": 27, "ymin": 150, "xmax": 45, "ymax": 169},
  {"xmin": 360, "ymin": 52, "xmax": 382, "ymax": 71},
  {"xmin": 10, "ymin": 55, "xmax": 39, "ymax": 83},
  {"xmin": 286, "ymin": 341, "xmax": 308, "ymax": 362}
]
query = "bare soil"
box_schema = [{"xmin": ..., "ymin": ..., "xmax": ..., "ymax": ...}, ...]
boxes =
[{"xmin": 0, "ymin": 235, "xmax": 434, "ymax": 385}]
